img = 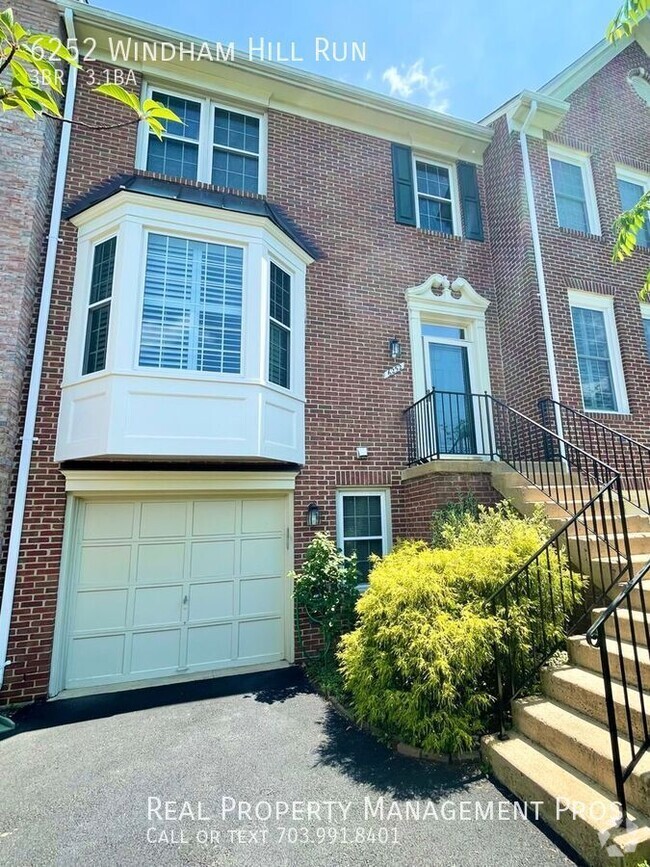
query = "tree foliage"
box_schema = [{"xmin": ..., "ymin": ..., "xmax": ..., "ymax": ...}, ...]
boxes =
[
  {"xmin": 0, "ymin": 6, "xmax": 179, "ymax": 135},
  {"xmin": 607, "ymin": 0, "xmax": 650, "ymax": 297}
]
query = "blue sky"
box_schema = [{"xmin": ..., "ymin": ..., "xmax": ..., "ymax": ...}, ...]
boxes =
[{"xmin": 93, "ymin": 0, "xmax": 619, "ymax": 121}]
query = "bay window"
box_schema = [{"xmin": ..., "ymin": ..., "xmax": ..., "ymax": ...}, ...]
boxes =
[
  {"xmin": 59, "ymin": 192, "xmax": 309, "ymax": 463},
  {"xmin": 139, "ymin": 234, "xmax": 244, "ymax": 373}
]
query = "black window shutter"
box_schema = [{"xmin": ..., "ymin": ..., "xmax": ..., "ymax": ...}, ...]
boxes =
[
  {"xmin": 391, "ymin": 143, "xmax": 416, "ymax": 226},
  {"xmin": 457, "ymin": 161, "xmax": 484, "ymax": 241}
]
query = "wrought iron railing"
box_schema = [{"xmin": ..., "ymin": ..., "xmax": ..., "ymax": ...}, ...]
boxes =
[
  {"xmin": 540, "ymin": 397, "xmax": 650, "ymax": 515},
  {"xmin": 586, "ymin": 558, "xmax": 650, "ymax": 826},
  {"xmin": 404, "ymin": 390, "xmax": 635, "ymax": 760}
]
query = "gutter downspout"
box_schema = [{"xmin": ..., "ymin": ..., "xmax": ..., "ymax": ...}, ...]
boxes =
[
  {"xmin": 518, "ymin": 100, "xmax": 564, "ymax": 441},
  {"xmin": 0, "ymin": 7, "xmax": 78, "ymax": 692}
]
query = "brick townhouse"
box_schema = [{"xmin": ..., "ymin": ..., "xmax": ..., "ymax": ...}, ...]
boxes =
[{"xmin": 0, "ymin": 0, "xmax": 648, "ymax": 706}]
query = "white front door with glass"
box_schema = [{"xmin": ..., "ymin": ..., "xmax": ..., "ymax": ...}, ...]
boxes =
[{"xmin": 423, "ymin": 324, "xmax": 477, "ymax": 455}]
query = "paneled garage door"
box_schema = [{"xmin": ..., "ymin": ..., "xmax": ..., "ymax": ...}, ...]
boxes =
[{"xmin": 61, "ymin": 496, "xmax": 290, "ymax": 690}]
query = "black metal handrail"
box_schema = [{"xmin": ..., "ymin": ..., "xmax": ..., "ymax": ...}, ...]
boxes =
[
  {"xmin": 540, "ymin": 397, "xmax": 650, "ymax": 514},
  {"xmin": 586, "ymin": 559, "xmax": 650, "ymax": 826},
  {"xmin": 404, "ymin": 390, "xmax": 635, "ymax": 782}
]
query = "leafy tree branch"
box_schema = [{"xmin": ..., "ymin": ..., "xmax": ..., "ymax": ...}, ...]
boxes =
[
  {"xmin": 0, "ymin": 6, "xmax": 179, "ymax": 135},
  {"xmin": 606, "ymin": 0, "xmax": 650, "ymax": 298}
]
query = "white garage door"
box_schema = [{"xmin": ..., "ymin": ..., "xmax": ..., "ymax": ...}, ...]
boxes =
[{"xmin": 62, "ymin": 496, "xmax": 290, "ymax": 690}]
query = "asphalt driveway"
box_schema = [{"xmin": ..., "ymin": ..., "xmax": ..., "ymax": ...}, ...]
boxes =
[{"xmin": 0, "ymin": 668, "xmax": 580, "ymax": 867}]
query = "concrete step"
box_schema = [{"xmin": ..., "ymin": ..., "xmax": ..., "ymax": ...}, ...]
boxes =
[
  {"xmin": 568, "ymin": 635, "xmax": 650, "ymax": 693},
  {"xmin": 628, "ymin": 584, "xmax": 650, "ymax": 613},
  {"xmin": 592, "ymin": 607, "xmax": 650, "ymax": 648},
  {"xmin": 587, "ymin": 554, "xmax": 649, "ymax": 591},
  {"xmin": 542, "ymin": 664, "xmax": 649, "ymax": 744},
  {"xmin": 483, "ymin": 732, "xmax": 650, "ymax": 866},
  {"xmin": 549, "ymin": 513, "xmax": 650, "ymax": 536},
  {"xmin": 513, "ymin": 696, "xmax": 650, "ymax": 815},
  {"xmin": 568, "ymin": 529, "xmax": 650, "ymax": 557}
]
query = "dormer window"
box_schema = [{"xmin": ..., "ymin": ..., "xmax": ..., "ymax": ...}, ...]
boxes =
[{"xmin": 138, "ymin": 86, "xmax": 266, "ymax": 194}]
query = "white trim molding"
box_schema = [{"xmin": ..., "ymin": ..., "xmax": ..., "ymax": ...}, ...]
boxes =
[
  {"xmin": 548, "ymin": 143, "xmax": 601, "ymax": 236},
  {"xmin": 405, "ymin": 274, "xmax": 491, "ymax": 402},
  {"xmin": 568, "ymin": 289, "xmax": 629, "ymax": 415},
  {"xmin": 61, "ymin": 469, "xmax": 299, "ymax": 494}
]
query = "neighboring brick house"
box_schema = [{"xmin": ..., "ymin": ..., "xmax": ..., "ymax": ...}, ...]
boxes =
[
  {"xmin": 0, "ymin": 0, "xmax": 648, "ymax": 704},
  {"xmin": 0, "ymin": 0, "xmax": 60, "ymax": 555}
]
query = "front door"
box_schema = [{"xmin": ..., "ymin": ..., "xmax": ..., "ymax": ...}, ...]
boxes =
[{"xmin": 426, "ymin": 339, "xmax": 476, "ymax": 455}]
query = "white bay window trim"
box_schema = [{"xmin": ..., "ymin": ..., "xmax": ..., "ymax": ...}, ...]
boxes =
[
  {"xmin": 568, "ymin": 289, "xmax": 629, "ymax": 415},
  {"xmin": 412, "ymin": 154, "xmax": 461, "ymax": 237},
  {"xmin": 135, "ymin": 82, "xmax": 268, "ymax": 194},
  {"xmin": 547, "ymin": 143, "xmax": 601, "ymax": 236},
  {"xmin": 57, "ymin": 193, "xmax": 310, "ymax": 463}
]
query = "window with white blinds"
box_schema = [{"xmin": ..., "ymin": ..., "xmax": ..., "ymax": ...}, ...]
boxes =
[{"xmin": 139, "ymin": 233, "xmax": 244, "ymax": 373}]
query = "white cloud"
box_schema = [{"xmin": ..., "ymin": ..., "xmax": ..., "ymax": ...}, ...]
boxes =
[{"xmin": 381, "ymin": 59, "xmax": 450, "ymax": 113}]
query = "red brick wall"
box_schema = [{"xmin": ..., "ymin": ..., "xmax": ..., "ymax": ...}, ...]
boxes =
[
  {"xmin": 0, "ymin": 60, "xmax": 504, "ymax": 704},
  {"xmin": 400, "ymin": 471, "xmax": 501, "ymax": 541},
  {"xmin": 0, "ymin": 0, "xmax": 60, "ymax": 556},
  {"xmin": 484, "ymin": 43, "xmax": 650, "ymax": 440}
]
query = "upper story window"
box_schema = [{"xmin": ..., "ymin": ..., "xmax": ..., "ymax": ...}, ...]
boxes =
[
  {"xmin": 617, "ymin": 168, "xmax": 650, "ymax": 249},
  {"xmin": 139, "ymin": 85, "xmax": 266, "ymax": 194},
  {"xmin": 82, "ymin": 236, "xmax": 117, "ymax": 375},
  {"xmin": 268, "ymin": 263, "xmax": 291, "ymax": 388},
  {"xmin": 212, "ymin": 108, "xmax": 260, "ymax": 193},
  {"xmin": 414, "ymin": 160, "xmax": 456, "ymax": 235},
  {"xmin": 146, "ymin": 92, "xmax": 201, "ymax": 180},
  {"xmin": 568, "ymin": 290, "xmax": 628, "ymax": 414},
  {"xmin": 139, "ymin": 234, "xmax": 244, "ymax": 374},
  {"xmin": 548, "ymin": 144, "xmax": 600, "ymax": 235},
  {"xmin": 390, "ymin": 144, "xmax": 484, "ymax": 240}
]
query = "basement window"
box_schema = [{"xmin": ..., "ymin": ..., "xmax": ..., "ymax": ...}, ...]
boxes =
[{"xmin": 336, "ymin": 490, "xmax": 391, "ymax": 586}]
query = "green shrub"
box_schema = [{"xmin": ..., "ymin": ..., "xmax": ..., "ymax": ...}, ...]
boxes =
[
  {"xmin": 430, "ymin": 493, "xmax": 479, "ymax": 548},
  {"xmin": 292, "ymin": 532, "xmax": 359, "ymax": 659},
  {"xmin": 339, "ymin": 503, "xmax": 581, "ymax": 755}
]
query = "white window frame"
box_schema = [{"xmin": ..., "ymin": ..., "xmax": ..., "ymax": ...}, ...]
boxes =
[
  {"xmin": 412, "ymin": 154, "xmax": 461, "ymax": 237},
  {"xmin": 568, "ymin": 289, "xmax": 629, "ymax": 415},
  {"xmin": 641, "ymin": 303, "xmax": 650, "ymax": 359},
  {"xmin": 267, "ymin": 258, "xmax": 292, "ymax": 390},
  {"xmin": 616, "ymin": 166, "xmax": 650, "ymax": 247},
  {"xmin": 336, "ymin": 488, "xmax": 392, "ymax": 589},
  {"xmin": 548, "ymin": 144, "xmax": 601, "ymax": 236},
  {"xmin": 138, "ymin": 231, "xmax": 246, "ymax": 376},
  {"xmin": 136, "ymin": 83, "xmax": 268, "ymax": 195}
]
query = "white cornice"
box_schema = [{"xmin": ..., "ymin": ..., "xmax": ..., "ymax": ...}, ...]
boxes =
[
  {"xmin": 55, "ymin": 0, "xmax": 492, "ymax": 163},
  {"xmin": 405, "ymin": 273, "xmax": 490, "ymax": 313},
  {"xmin": 481, "ymin": 90, "xmax": 569, "ymax": 138},
  {"xmin": 62, "ymin": 470, "xmax": 298, "ymax": 493}
]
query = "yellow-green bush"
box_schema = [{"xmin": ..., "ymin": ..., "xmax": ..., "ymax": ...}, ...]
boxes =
[{"xmin": 339, "ymin": 503, "xmax": 581, "ymax": 754}]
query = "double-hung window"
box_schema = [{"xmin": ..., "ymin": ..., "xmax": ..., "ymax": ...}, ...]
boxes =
[
  {"xmin": 617, "ymin": 168, "xmax": 650, "ymax": 249},
  {"xmin": 141, "ymin": 87, "xmax": 264, "ymax": 194},
  {"xmin": 146, "ymin": 91, "xmax": 201, "ymax": 180},
  {"xmin": 548, "ymin": 145, "xmax": 600, "ymax": 234},
  {"xmin": 212, "ymin": 108, "xmax": 260, "ymax": 193},
  {"xmin": 336, "ymin": 491, "xmax": 390, "ymax": 585},
  {"xmin": 414, "ymin": 159, "xmax": 456, "ymax": 235},
  {"xmin": 268, "ymin": 262, "xmax": 291, "ymax": 388},
  {"xmin": 569, "ymin": 291, "xmax": 628, "ymax": 413},
  {"xmin": 139, "ymin": 233, "xmax": 244, "ymax": 374},
  {"xmin": 83, "ymin": 236, "xmax": 117, "ymax": 375}
]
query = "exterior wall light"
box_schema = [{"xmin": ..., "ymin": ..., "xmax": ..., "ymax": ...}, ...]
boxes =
[
  {"xmin": 306, "ymin": 503, "xmax": 322, "ymax": 527},
  {"xmin": 389, "ymin": 338, "xmax": 402, "ymax": 359}
]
